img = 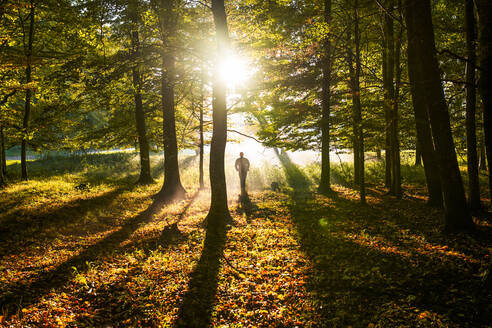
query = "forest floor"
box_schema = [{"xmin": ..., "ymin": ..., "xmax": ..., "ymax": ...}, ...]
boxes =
[{"xmin": 0, "ymin": 153, "xmax": 491, "ymax": 327}]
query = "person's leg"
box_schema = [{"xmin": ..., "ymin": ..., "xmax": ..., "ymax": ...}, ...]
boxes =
[{"xmin": 240, "ymin": 171, "xmax": 246, "ymax": 195}]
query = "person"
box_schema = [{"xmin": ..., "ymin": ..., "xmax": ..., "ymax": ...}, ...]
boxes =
[{"xmin": 235, "ymin": 152, "xmax": 250, "ymax": 196}]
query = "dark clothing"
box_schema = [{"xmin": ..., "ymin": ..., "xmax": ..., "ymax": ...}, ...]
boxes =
[{"xmin": 235, "ymin": 157, "xmax": 250, "ymax": 193}]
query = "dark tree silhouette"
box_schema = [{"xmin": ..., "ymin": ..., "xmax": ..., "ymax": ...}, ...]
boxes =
[
  {"xmin": 152, "ymin": 0, "xmax": 186, "ymax": 202},
  {"xmin": 404, "ymin": 0, "xmax": 472, "ymax": 231},
  {"xmin": 205, "ymin": 0, "xmax": 233, "ymax": 225},
  {"xmin": 21, "ymin": 0, "xmax": 35, "ymax": 181},
  {"xmin": 129, "ymin": 0, "xmax": 153, "ymax": 185},
  {"xmin": 318, "ymin": 0, "xmax": 332, "ymax": 194},
  {"xmin": 478, "ymin": 0, "xmax": 492, "ymax": 205}
]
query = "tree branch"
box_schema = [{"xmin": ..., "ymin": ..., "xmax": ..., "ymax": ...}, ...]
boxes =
[{"xmin": 227, "ymin": 129, "xmax": 262, "ymax": 143}]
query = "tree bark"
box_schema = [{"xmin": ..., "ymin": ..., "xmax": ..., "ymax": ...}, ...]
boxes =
[
  {"xmin": 347, "ymin": 31, "xmax": 360, "ymax": 187},
  {"xmin": 392, "ymin": 1, "xmax": 403, "ymax": 197},
  {"xmin": 206, "ymin": 0, "xmax": 232, "ymax": 224},
  {"xmin": 21, "ymin": 0, "xmax": 34, "ymax": 181},
  {"xmin": 477, "ymin": 0, "xmax": 492, "ymax": 205},
  {"xmin": 465, "ymin": 0, "xmax": 480, "ymax": 211},
  {"xmin": 405, "ymin": 0, "xmax": 473, "ymax": 231},
  {"xmin": 157, "ymin": 51, "xmax": 186, "ymax": 201},
  {"xmin": 129, "ymin": 0, "xmax": 153, "ymax": 185},
  {"xmin": 479, "ymin": 142, "xmax": 486, "ymax": 170},
  {"xmin": 318, "ymin": 0, "xmax": 332, "ymax": 194},
  {"xmin": 1, "ymin": 125, "xmax": 6, "ymax": 176},
  {"xmin": 382, "ymin": 0, "xmax": 394, "ymax": 190},
  {"xmin": 415, "ymin": 143, "xmax": 422, "ymax": 166},
  {"xmin": 0, "ymin": 125, "xmax": 4, "ymax": 186},
  {"xmin": 350, "ymin": 0, "xmax": 365, "ymax": 203},
  {"xmin": 154, "ymin": 0, "xmax": 186, "ymax": 202},
  {"xmin": 199, "ymin": 67, "xmax": 205, "ymax": 190},
  {"xmin": 383, "ymin": 0, "xmax": 401, "ymax": 196},
  {"xmin": 406, "ymin": 3, "xmax": 443, "ymax": 208}
]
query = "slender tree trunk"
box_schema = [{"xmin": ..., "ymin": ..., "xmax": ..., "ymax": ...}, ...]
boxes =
[
  {"xmin": 382, "ymin": 0, "xmax": 402, "ymax": 196},
  {"xmin": 477, "ymin": 0, "xmax": 492, "ymax": 205},
  {"xmin": 318, "ymin": 0, "xmax": 332, "ymax": 194},
  {"xmin": 153, "ymin": 0, "xmax": 186, "ymax": 202},
  {"xmin": 199, "ymin": 67, "xmax": 205, "ymax": 189},
  {"xmin": 479, "ymin": 142, "xmax": 486, "ymax": 170},
  {"xmin": 465, "ymin": 0, "xmax": 480, "ymax": 211},
  {"xmin": 406, "ymin": 2, "xmax": 443, "ymax": 207},
  {"xmin": 347, "ymin": 31, "xmax": 360, "ymax": 187},
  {"xmin": 350, "ymin": 0, "xmax": 365, "ymax": 203},
  {"xmin": 382, "ymin": 1, "xmax": 394, "ymax": 190},
  {"xmin": 129, "ymin": 2, "xmax": 153, "ymax": 185},
  {"xmin": 0, "ymin": 126, "xmax": 4, "ymax": 186},
  {"xmin": 206, "ymin": 0, "xmax": 232, "ymax": 224},
  {"xmin": 21, "ymin": 0, "xmax": 34, "ymax": 181},
  {"xmin": 392, "ymin": 7, "xmax": 403, "ymax": 197},
  {"xmin": 415, "ymin": 143, "xmax": 422, "ymax": 166},
  {"xmin": 1, "ymin": 125, "xmax": 6, "ymax": 176},
  {"xmin": 405, "ymin": 0, "xmax": 472, "ymax": 231},
  {"xmin": 157, "ymin": 51, "xmax": 186, "ymax": 201}
]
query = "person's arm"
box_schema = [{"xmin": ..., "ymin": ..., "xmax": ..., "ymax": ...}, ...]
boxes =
[
  {"xmin": 235, "ymin": 158, "xmax": 240, "ymax": 171},
  {"xmin": 245, "ymin": 158, "xmax": 250, "ymax": 171}
]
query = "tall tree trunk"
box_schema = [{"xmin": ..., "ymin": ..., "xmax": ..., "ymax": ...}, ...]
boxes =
[
  {"xmin": 1, "ymin": 125, "xmax": 6, "ymax": 176},
  {"xmin": 206, "ymin": 0, "xmax": 232, "ymax": 224},
  {"xmin": 0, "ymin": 126, "xmax": 4, "ymax": 186},
  {"xmin": 129, "ymin": 1, "xmax": 153, "ymax": 185},
  {"xmin": 21, "ymin": 0, "xmax": 34, "ymax": 181},
  {"xmin": 479, "ymin": 142, "xmax": 486, "ymax": 170},
  {"xmin": 406, "ymin": 3, "xmax": 443, "ymax": 207},
  {"xmin": 383, "ymin": 0, "xmax": 402, "ymax": 196},
  {"xmin": 153, "ymin": 0, "xmax": 186, "ymax": 202},
  {"xmin": 382, "ymin": 1, "xmax": 394, "ymax": 190},
  {"xmin": 347, "ymin": 31, "xmax": 360, "ymax": 187},
  {"xmin": 477, "ymin": 0, "xmax": 492, "ymax": 205},
  {"xmin": 350, "ymin": 0, "xmax": 365, "ymax": 203},
  {"xmin": 405, "ymin": 0, "xmax": 473, "ymax": 231},
  {"xmin": 415, "ymin": 143, "xmax": 422, "ymax": 166},
  {"xmin": 157, "ymin": 52, "xmax": 186, "ymax": 201},
  {"xmin": 465, "ymin": 0, "xmax": 480, "ymax": 211},
  {"xmin": 199, "ymin": 67, "xmax": 205, "ymax": 190},
  {"xmin": 392, "ymin": 1, "xmax": 403, "ymax": 197},
  {"xmin": 318, "ymin": 0, "xmax": 332, "ymax": 194}
]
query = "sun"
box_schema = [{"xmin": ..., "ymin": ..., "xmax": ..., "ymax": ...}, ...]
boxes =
[{"xmin": 218, "ymin": 54, "xmax": 251, "ymax": 88}]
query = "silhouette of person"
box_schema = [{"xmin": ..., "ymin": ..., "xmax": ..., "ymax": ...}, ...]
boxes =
[{"xmin": 235, "ymin": 152, "xmax": 250, "ymax": 196}]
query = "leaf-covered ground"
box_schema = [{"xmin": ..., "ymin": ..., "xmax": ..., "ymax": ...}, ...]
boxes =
[{"xmin": 1, "ymin": 154, "xmax": 491, "ymax": 327}]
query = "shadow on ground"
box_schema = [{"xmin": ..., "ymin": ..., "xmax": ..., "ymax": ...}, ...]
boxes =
[
  {"xmin": 0, "ymin": 195, "xmax": 168, "ymax": 315},
  {"xmin": 275, "ymin": 151, "xmax": 492, "ymax": 327},
  {"xmin": 174, "ymin": 214, "xmax": 228, "ymax": 327}
]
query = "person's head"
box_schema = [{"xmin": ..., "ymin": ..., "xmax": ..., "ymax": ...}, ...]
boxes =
[{"xmin": 239, "ymin": 152, "xmax": 244, "ymax": 158}]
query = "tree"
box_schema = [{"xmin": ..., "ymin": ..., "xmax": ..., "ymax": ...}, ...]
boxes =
[
  {"xmin": 404, "ymin": 0, "xmax": 473, "ymax": 231},
  {"xmin": 199, "ymin": 66, "xmax": 205, "ymax": 190},
  {"xmin": 21, "ymin": 0, "xmax": 35, "ymax": 181},
  {"xmin": 348, "ymin": 0, "xmax": 365, "ymax": 203},
  {"xmin": 464, "ymin": 0, "xmax": 480, "ymax": 211},
  {"xmin": 318, "ymin": 0, "xmax": 332, "ymax": 194},
  {"xmin": 128, "ymin": 0, "xmax": 153, "ymax": 185},
  {"xmin": 152, "ymin": 0, "xmax": 186, "ymax": 202},
  {"xmin": 206, "ymin": 0, "xmax": 233, "ymax": 226},
  {"xmin": 477, "ymin": 0, "xmax": 492, "ymax": 206}
]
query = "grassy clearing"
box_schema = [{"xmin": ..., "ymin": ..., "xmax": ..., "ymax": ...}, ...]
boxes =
[{"xmin": 0, "ymin": 152, "xmax": 491, "ymax": 327}]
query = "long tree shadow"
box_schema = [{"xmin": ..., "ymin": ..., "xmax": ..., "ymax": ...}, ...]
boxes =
[
  {"xmin": 0, "ymin": 187, "xmax": 127, "ymax": 258},
  {"xmin": 174, "ymin": 216, "xmax": 227, "ymax": 327},
  {"xmin": 71, "ymin": 192, "xmax": 202, "ymax": 327},
  {"xmin": 276, "ymin": 157, "xmax": 491, "ymax": 326},
  {"xmin": 0, "ymin": 196, "xmax": 166, "ymax": 315}
]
